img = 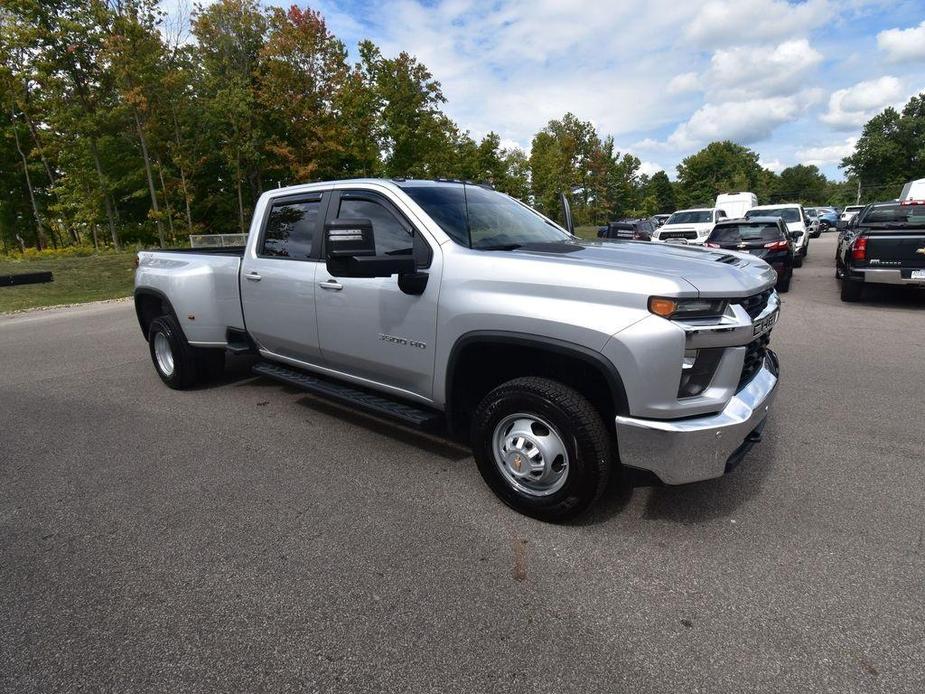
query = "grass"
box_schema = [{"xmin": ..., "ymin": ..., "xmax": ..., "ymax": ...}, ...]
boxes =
[
  {"xmin": 574, "ymin": 225, "xmax": 601, "ymax": 240},
  {"xmin": 0, "ymin": 253, "xmax": 136, "ymax": 313}
]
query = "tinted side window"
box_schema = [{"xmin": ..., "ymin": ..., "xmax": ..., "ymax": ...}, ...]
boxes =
[
  {"xmin": 262, "ymin": 199, "xmax": 321, "ymax": 259},
  {"xmin": 338, "ymin": 197, "xmax": 413, "ymax": 256}
]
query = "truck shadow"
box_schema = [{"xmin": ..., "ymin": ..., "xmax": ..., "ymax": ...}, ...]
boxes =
[
  {"xmin": 639, "ymin": 434, "xmax": 778, "ymax": 524},
  {"xmin": 853, "ymin": 284, "xmax": 925, "ymax": 310}
]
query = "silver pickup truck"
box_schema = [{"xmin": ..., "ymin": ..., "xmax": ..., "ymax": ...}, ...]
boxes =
[{"xmin": 135, "ymin": 179, "xmax": 780, "ymax": 521}]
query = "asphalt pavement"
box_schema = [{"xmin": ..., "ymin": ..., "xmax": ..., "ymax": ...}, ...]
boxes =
[{"xmin": 1, "ymin": 234, "xmax": 923, "ymax": 693}]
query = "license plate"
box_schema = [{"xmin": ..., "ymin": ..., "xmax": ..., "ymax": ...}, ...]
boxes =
[
  {"xmin": 753, "ymin": 310, "xmax": 778, "ymax": 336},
  {"xmin": 666, "ymin": 238, "xmax": 687, "ymax": 245},
  {"xmin": 912, "ymin": 270, "xmax": 925, "ymax": 280}
]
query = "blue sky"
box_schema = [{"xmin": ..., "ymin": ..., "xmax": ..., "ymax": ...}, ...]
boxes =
[{"xmin": 173, "ymin": 0, "xmax": 925, "ymax": 180}]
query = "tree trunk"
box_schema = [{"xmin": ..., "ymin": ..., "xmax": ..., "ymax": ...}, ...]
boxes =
[
  {"xmin": 134, "ymin": 109, "xmax": 165, "ymax": 247},
  {"xmin": 10, "ymin": 108, "xmax": 48, "ymax": 250},
  {"xmin": 156, "ymin": 159, "xmax": 175, "ymax": 241},
  {"xmin": 24, "ymin": 109, "xmax": 56, "ymax": 188},
  {"xmin": 170, "ymin": 108, "xmax": 194, "ymax": 232},
  {"xmin": 89, "ymin": 137, "xmax": 119, "ymax": 250},
  {"xmin": 235, "ymin": 150, "xmax": 246, "ymax": 234}
]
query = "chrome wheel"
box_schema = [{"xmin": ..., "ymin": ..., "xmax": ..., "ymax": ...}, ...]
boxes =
[
  {"xmin": 153, "ymin": 331, "xmax": 175, "ymax": 377},
  {"xmin": 492, "ymin": 413, "xmax": 569, "ymax": 497}
]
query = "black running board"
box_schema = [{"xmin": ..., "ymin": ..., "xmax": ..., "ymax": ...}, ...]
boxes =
[{"xmin": 253, "ymin": 362, "xmax": 445, "ymax": 432}]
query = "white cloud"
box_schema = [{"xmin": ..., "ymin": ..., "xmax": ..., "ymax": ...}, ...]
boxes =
[
  {"xmin": 820, "ymin": 76, "xmax": 904, "ymax": 129},
  {"xmin": 638, "ymin": 161, "xmax": 664, "ymax": 176},
  {"xmin": 664, "ymin": 96, "xmax": 802, "ymax": 149},
  {"xmin": 685, "ymin": 0, "xmax": 832, "ymax": 45},
  {"xmin": 877, "ymin": 20, "xmax": 925, "ymax": 63},
  {"xmin": 760, "ymin": 158, "xmax": 786, "ymax": 173},
  {"xmin": 708, "ymin": 39, "xmax": 823, "ymax": 97},
  {"xmin": 667, "ymin": 72, "xmax": 700, "ymax": 94},
  {"xmin": 795, "ymin": 138, "xmax": 858, "ymax": 167}
]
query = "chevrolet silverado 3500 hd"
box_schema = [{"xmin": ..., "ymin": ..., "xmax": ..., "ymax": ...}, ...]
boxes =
[{"xmin": 135, "ymin": 179, "xmax": 780, "ymax": 521}]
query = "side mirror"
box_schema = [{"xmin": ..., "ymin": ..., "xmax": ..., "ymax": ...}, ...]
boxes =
[
  {"xmin": 324, "ymin": 218, "xmax": 416, "ymax": 278},
  {"xmin": 836, "ymin": 220, "xmax": 848, "ymax": 230},
  {"xmin": 790, "ymin": 231, "xmax": 804, "ymax": 240}
]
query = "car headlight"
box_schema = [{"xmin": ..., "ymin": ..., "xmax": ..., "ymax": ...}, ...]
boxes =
[{"xmin": 648, "ymin": 297, "xmax": 728, "ymax": 319}]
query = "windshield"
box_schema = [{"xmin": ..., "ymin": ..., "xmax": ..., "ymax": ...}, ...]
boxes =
[
  {"xmin": 859, "ymin": 203, "xmax": 925, "ymax": 226},
  {"xmin": 401, "ymin": 184, "xmax": 570, "ymax": 249},
  {"xmin": 746, "ymin": 207, "xmax": 800, "ymax": 223},
  {"xmin": 709, "ymin": 223, "xmax": 783, "ymax": 244},
  {"xmin": 666, "ymin": 210, "xmax": 711, "ymax": 224}
]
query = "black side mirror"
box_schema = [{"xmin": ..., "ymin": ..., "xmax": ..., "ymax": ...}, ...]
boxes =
[
  {"xmin": 836, "ymin": 220, "xmax": 848, "ymax": 230},
  {"xmin": 324, "ymin": 218, "xmax": 416, "ymax": 278},
  {"xmin": 790, "ymin": 231, "xmax": 804, "ymax": 240}
]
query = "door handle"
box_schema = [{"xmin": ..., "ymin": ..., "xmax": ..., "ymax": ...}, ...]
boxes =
[
  {"xmin": 319, "ymin": 279, "xmax": 343, "ymax": 291},
  {"xmin": 244, "ymin": 272, "xmax": 262, "ymax": 282}
]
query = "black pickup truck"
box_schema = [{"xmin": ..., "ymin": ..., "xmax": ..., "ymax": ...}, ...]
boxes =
[{"xmin": 836, "ymin": 200, "xmax": 925, "ymax": 301}]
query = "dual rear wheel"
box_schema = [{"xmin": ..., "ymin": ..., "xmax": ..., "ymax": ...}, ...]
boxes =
[{"xmin": 147, "ymin": 314, "xmax": 225, "ymax": 389}]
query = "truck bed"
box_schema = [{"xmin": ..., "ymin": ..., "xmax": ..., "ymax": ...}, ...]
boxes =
[{"xmin": 135, "ymin": 248, "xmax": 245, "ymax": 345}]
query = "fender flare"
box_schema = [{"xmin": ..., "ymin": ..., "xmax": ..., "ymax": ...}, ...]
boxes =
[
  {"xmin": 133, "ymin": 287, "xmax": 178, "ymax": 339},
  {"xmin": 444, "ymin": 331, "xmax": 630, "ymax": 425}
]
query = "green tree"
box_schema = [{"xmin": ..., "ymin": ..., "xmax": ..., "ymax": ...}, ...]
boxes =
[
  {"xmin": 772, "ymin": 164, "xmax": 828, "ymax": 204},
  {"xmin": 675, "ymin": 141, "xmax": 765, "ymax": 208},
  {"xmin": 841, "ymin": 93, "xmax": 925, "ymax": 200},
  {"xmin": 645, "ymin": 170, "xmax": 675, "ymax": 213}
]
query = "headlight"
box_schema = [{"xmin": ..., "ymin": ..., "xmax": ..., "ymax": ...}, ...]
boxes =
[{"xmin": 648, "ymin": 296, "xmax": 728, "ymax": 319}]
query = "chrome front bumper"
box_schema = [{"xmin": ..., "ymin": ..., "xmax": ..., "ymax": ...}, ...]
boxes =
[{"xmin": 614, "ymin": 351, "xmax": 779, "ymax": 485}]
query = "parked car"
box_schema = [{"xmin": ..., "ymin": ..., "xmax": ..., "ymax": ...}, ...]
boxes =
[
  {"xmin": 654, "ymin": 214, "xmax": 671, "ymax": 227},
  {"xmin": 705, "ymin": 217, "xmax": 799, "ymax": 292},
  {"xmin": 840, "ymin": 205, "xmax": 865, "ymax": 224},
  {"xmin": 652, "ymin": 207, "xmax": 727, "ymax": 245},
  {"xmin": 808, "ymin": 207, "xmax": 839, "ymax": 231},
  {"xmin": 134, "ymin": 178, "xmax": 780, "ymax": 522},
  {"xmin": 745, "ymin": 204, "xmax": 810, "ymax": 267},
  {"xmin": 598, "ymin": 218, "xmax": 656, "ymax": 241},
  {"xmin": 836, "ymin": 199, "xmax": 925, "ymax": 301},
  {"xmin": 803, "ymin": 208, "xmax": 823, "ymax": 238},
  {"xmin": 715, "ymin": 192, "xmax": 758, "ymax": 219}
]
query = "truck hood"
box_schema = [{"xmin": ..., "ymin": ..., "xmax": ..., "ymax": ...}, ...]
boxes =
[{"xmin": 508, "ymin": 239, "xmax": 776, "ymax": 297}]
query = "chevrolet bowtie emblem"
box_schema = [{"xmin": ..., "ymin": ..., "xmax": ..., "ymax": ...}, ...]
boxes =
[{"xmin": 512, "ymin": 455, "xmax": 523, "ymax": 472}]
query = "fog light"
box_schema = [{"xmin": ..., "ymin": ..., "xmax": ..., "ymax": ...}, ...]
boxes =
[{"xmin": 682, "ymin": 349, "xmax": 698, "ymax": 370}]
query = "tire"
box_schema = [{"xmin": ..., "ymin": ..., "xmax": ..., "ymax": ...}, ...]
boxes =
[
  {"xmin": 793, "ymin": 254, "xmax": 804, "ymax": 269},
  {"xmin": 148, "ymin": 315, "xmax": 224, "ymax": 389},
  {"xmin": 840, "ymin": 279, "xmax": 863, "ymax": 302},
  {"xmin": 470, "ymin": 377, "xmax": 612, "ymax": 522},
  {"xmin": 776, "ymin": 270, "xmax": 791, "ymax": 293}
]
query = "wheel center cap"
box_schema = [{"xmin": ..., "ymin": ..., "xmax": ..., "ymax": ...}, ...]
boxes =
[{"xmin": 503, "ymin": 438, "xmax": 542, "ymax": 478}]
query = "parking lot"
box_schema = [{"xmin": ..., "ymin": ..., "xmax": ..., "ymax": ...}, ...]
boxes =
[{"xmin": 1, "ymin": 233, "xmax": 923, "ymax": 693}]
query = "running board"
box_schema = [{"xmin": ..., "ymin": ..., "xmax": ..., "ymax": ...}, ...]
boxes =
[{"xmin": 252, "ymin": 362, "xmax": 445, "ymax": 432}]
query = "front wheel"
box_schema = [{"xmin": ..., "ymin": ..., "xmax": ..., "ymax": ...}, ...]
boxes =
[{"xmin": 471, "ymin": 377, "xmax": 613, "ymax": 522}]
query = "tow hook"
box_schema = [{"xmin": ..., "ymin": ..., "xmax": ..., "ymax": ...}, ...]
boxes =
[{"xmin": 745, "ymin": 429, "xmax": 763, "ymax": 443}]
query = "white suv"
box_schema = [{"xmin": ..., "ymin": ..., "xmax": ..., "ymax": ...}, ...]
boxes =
[{"xmin": 652, "ymin": 208, "xmax": 727, "ymax": 245}]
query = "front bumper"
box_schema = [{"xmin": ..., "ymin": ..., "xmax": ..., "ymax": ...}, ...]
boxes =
[{"xmin": 614, "ymin": 350, "xmax": 779, "ymax": 485}]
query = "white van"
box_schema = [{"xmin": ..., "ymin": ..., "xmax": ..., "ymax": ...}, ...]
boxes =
[
  {"xmin": 715, "ymin": 192, "xmax": 758, "ymax": 219},
  {"xmin": 900, "ymin": 178, "xmax": 925, "ymax": 201}
]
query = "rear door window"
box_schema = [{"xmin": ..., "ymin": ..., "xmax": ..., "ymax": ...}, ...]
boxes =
[{"xmin": 261, "ymin": 197, "xmax": 322, "ymax": 259}]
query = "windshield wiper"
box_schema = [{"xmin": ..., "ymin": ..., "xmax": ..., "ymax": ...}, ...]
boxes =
[{"xmin": 476, "ymin": 243, "xmax": 522, "ymax": 251}]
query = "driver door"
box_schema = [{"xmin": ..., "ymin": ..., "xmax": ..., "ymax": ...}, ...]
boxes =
[{"xmin": 314, "ymin": 189, "xmax": 441, "ymax": 402}]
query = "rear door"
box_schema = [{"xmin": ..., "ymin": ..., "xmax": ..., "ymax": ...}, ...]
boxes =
[
  {"xmin": 314, "ymin": 189, "xmax": 441, "ymax": 401},
  {"xmin": 240, "ymin": 191, "xmax": 328, "ymax": 364}
]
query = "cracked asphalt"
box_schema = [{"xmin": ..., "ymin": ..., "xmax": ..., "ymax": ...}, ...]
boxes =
[{"xmin": 1, "ymin": 234, "xmax": 923, "ymax": 693}]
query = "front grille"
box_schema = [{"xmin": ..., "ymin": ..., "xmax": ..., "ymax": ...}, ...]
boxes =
[
  {"xmin": 660, "ymin": 230, "xmax": 698, "ymax": 240},
  {"xmin": 738, "ymin": 331, "xmax": 771, "ymax": 390},
  {"xmin": 739, "ymin": 288, "xmax": 773, "ymax": 319}
]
